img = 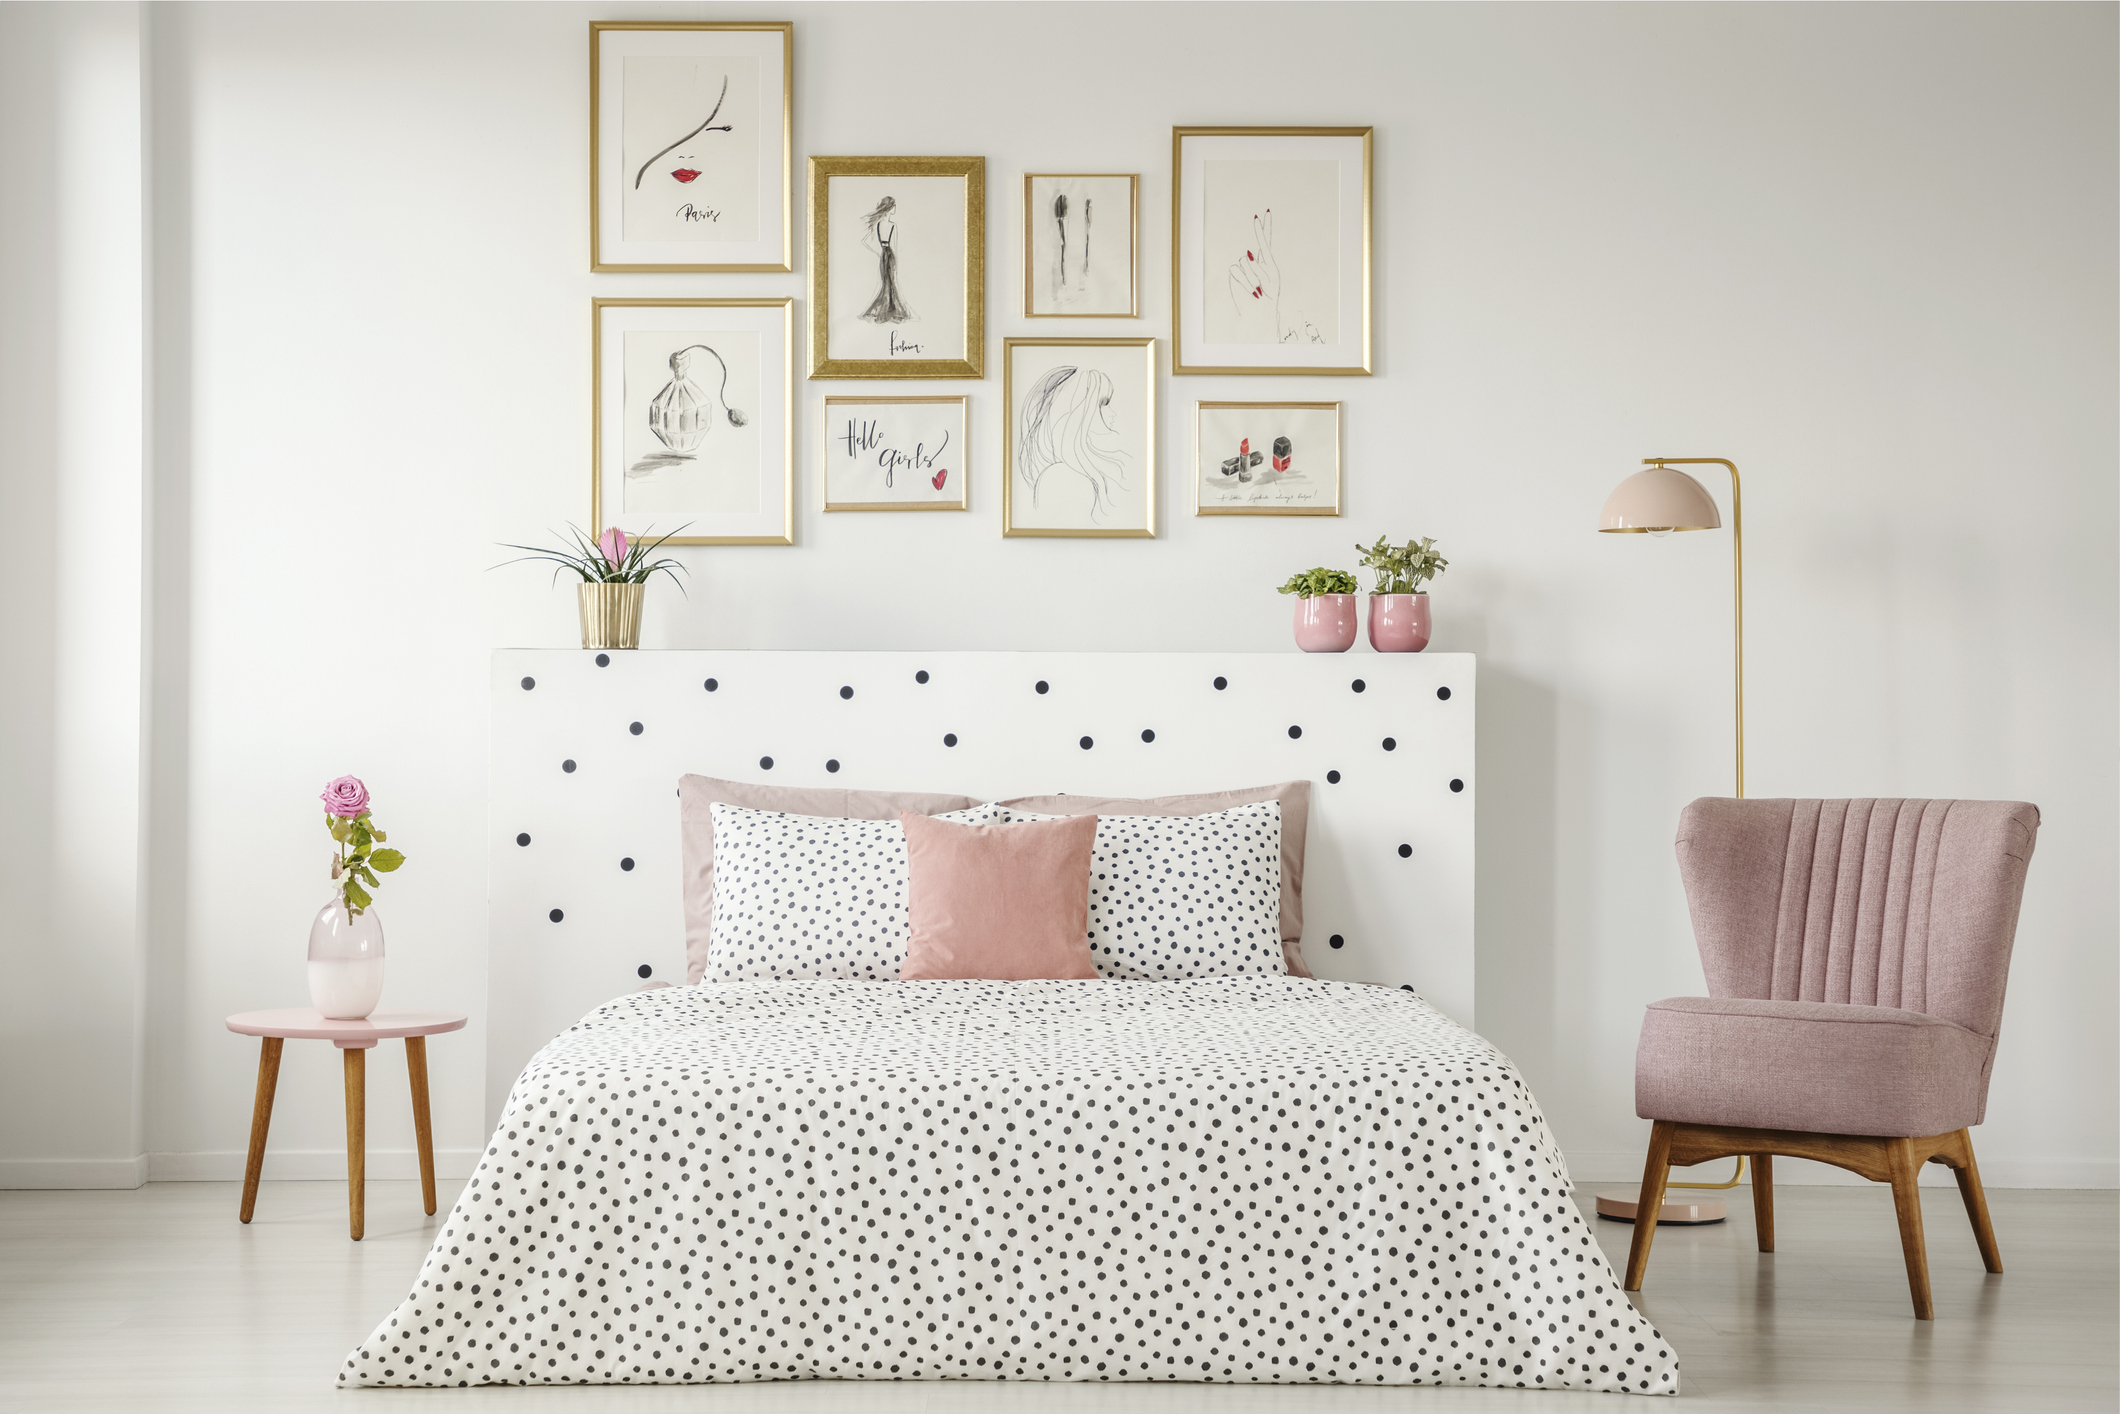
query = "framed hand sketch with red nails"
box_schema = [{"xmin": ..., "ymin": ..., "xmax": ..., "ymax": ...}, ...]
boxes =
[
  {"xmin": 590, "ymin": 22, "xmax": 793, "ymax": 272},
  {"xmin": 1171, "ymin": 127, "xmax": 1371, "ymax": 376}
]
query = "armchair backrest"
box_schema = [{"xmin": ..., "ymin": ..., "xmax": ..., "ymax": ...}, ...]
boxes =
[{"xmin": 1674, "ymin": 798, "xmax": 2039, "ymax": 1039}]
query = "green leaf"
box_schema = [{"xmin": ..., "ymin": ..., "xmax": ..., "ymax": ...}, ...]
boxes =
[
  {"xmin": 329, "ymin": 818, "xmax": 353, "ymax": 843},
  {"xmin": 343, "ymin": 878, "xmax": 373, "ymax": 914},
  {"xmin": 355, "ymin": 865, "xmax": 380, "ymax": 888},
  {"xmin": 370, "ymin": 848, "xmax": 405, "ymax": 872}
]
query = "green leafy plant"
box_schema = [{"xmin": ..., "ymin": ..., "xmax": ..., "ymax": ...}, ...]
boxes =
[
  {"xmin": 1276, "ymin": 567, "xmax": 1360, "ymax": 598},
  {"xmin": 1355, "ymin": 535, "xmax": 1449, "ymax": 595},
  {"xmin": 318, "ymin": 776, "xmax": 404, "ymax": 917},
  {"xmin": 495, "ymin": 525, "xmax": 691, "ymax": 589}
]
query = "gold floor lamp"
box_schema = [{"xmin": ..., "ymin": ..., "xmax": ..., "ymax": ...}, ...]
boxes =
[{"xmin": 1594, "ymin": 457, "xmax": 1749, "ymax": 1225}]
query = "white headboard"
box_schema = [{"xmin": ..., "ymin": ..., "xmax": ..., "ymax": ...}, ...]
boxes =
[{"xmin": 486, "ymin": 650, "xmax": 1475, "ymax": 1117}]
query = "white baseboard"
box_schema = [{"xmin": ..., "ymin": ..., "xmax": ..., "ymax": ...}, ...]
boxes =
[
  {"xmin": 146, "ymin": 1148, "xmax": 482, "ymax": 1183},
  {"xmin": 0, "ymin": 1155, "xmax": 151, "ymax": 1190},
  {"xmin": 1565, "ymin": 1150, "xmax": 2119, "ymax": 1189}
]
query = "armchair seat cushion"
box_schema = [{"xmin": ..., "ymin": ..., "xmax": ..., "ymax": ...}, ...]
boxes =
[{"xmin": 1635, "ymin": 996, "xmax": 1993, "ymax": 1138}]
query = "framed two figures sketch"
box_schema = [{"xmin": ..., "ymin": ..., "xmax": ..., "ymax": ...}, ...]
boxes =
[
  {"xmin": 1002, "ymin": 338, "xmax": 1156, "ymax": 538},
  {"xmin": 590, "ymin": 22, "xmax": 793, "ymax": 272},
  {"xmin": 593, "ymin": 298, "xmax": 794, "ymax": 546},
  {"xmin": 809, "ymin": 156, "xmax": 985, "ymax": 379},
  {"xmin": 1024, "ymin": 174, "xmax": 1138, "ymax": 318},
  {"xmin": 1171, "ymin": 126, "xmax": 1372, "ymax": 375}
]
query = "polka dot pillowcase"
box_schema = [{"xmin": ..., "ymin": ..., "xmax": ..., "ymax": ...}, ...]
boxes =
[
  {"xmin": 705, "ymin": 802, "xmax": 1004, "ymax": 981},
  {"xmin": 1000, "ymin": 800, "xmax": 1286, "ymax": 980}
]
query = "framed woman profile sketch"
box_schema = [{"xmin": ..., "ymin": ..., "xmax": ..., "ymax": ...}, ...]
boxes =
[
  {"xmin": 809, "ymin": 156, "xmax": 985, "ymax": 379},
  {"xmin": 1194, "ymin": 401, "xmax": 1341, "ymax": 516},
  {"xmin": 589, "ymin": 22, "xmax": 793, "ymax": 272},
  {"xmin": 592, "ymin": 298, "xmax": 794, "ymax": 546},
  {"xmin": 1024, "ymin": 174, "xmax": 1138, "ymax": 318},
  {"xmin": 1171, "ymin": 127, "xmax": 1372, "ymax": 375},
  {"xmin": 1002, "ymin": 338, "xmax": 1156, "ymax": 538},
  {"xmin": 820, "ymin": 396, "xmax": 969, "ymax": 512}
]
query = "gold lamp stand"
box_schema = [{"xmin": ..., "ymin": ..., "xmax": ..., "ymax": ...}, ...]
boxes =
[{"xmin": 1594, "ymin": 456, "xmax": 1748, "ymax": 1225}]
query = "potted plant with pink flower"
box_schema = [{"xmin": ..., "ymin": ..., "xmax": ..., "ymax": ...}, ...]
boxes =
[
  {"xmin": 308, "ymin": 776, "xmax": 407, "ymax": 1020},
  {"xmin": 497, "ymin": 524, "xmax": 689, "ymax": 651}
]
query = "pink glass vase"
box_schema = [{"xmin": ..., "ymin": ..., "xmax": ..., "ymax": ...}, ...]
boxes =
[
  {"xmin": 308, "ymin": 894, "xmax": 385, "ymax": 1020},
  {"xmin": 1368, "ymin": 593, "xmax": 1432, "ymax": 652},
  {"xmin": 1292, "ymin": 594, "xmax": 1359, "ymax": 652}
]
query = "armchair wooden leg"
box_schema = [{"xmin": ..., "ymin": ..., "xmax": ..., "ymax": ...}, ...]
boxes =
[
  {"xmin": 343, "ymin": 1047, "xmax": 366, "ymax": 1242},
  {"xmin": 1623, "ymin": 1120, "xmax": 1675, "ymax": 1292},
  {"xmin": 1751, "ymin": 1153, "xmax": 1774, "ymax": 1252},
  {"xmin": 1886, "ymin": 1137, "xmax": 1934, "ymax": 1319},
  {"xmin": 239, "ymin": 1037, "xmax": 283, "ymax": 1223},
  {"xmin": 406, "ymin": 1035, "xmax": 437, "ymax": 1217},
  {"xmin": 1949, "ymin": 1130, "xmax": 2003, "ymax": 1274}
]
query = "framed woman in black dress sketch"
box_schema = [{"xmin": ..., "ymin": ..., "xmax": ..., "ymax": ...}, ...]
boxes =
[{"xmin": 808, "ymin": 155, "xmax": 984, "ymax": 379}]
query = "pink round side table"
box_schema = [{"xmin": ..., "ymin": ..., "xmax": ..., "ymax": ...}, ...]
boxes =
[{"xmin": 225, "ymin": 1009, "xmax": 466, "ymax": 1241}]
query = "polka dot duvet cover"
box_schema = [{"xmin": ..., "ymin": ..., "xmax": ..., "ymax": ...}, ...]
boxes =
[{"xmin": 342, "ymin": 978, "xmax": 1677, "ymax": 1395}]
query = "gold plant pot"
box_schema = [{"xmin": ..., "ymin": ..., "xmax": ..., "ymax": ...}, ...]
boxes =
[{"xmin": 578, "ymin": 582, "xmax": 645, "ymax": 650}]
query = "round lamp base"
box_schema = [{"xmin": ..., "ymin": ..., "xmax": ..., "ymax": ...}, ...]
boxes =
[{"xmin": 1594, "ymin": 1188, "xmax": 1728, "ymax": 1225}]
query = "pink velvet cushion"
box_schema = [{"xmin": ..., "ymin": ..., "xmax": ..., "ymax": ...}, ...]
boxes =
[
  {"xmin": 899, "ymin": 812, "xmax": 1100, "ymax": 981},
  {"xmin": 1635, "ymin": 996, "xmax": 1993, "ymax": 1138}
]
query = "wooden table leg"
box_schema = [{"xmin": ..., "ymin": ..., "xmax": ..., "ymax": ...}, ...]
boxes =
[
  {"xmin": 239, "ymin": 1037, "xmax": 284, "ymax": 1223},
  {"xmin": 406, "ymin": 1035, "xmax": 437, "ymax": 1216},
  {"xmin": 1623, "ymin": 1120, "xmax": 1675, "ymax": 1292},
  {"xmin": 343, "ymin": 1046, "xmax": 366, "ymax": 1241},
  {"xmin": 1751, "ymin": 1153, "xmax": 1775, "ymax": 1252}
]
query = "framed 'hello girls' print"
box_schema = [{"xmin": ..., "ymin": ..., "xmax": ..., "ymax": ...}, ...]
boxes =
[
  {"xmin": 592, "ymin": 298, "xmax": 794, "ymax": 546},
  {"xmin": 590, "ymin": 22, "xmax": 793, "ymax": 272},
  {"xmin": 809, "ymin": 155, "xmax": 985, "ymax": 379}
]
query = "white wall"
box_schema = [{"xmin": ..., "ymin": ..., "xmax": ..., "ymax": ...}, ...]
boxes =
[{"xmin": 2, "ymin": 1, "xmax": 2113, "ymax": 1189}]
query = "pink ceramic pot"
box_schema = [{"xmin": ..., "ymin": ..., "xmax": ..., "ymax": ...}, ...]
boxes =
[
  {"xmin": 1368, "ymin": 593, "xmax": 1432, "ymax": 652},
  {"xmin": 1293, "ymin": 594, "xmax": 1359, "ymax": 652}
]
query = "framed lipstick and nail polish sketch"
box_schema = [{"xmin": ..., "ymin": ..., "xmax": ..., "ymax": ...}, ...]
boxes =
[
  {"xmin": 590, "ymin": 21, "xmax": 794, "ymax": 273},
  {"xmin": 1193, "ymin": 401, "xmax": 1341, "ymax": 516}
]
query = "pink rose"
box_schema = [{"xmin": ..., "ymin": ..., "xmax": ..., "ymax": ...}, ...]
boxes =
[
  {"xmin": 598, "ymin": 527, "xmax": 628, "ymax": 569},
  {"xmin": 320, "ymin": 775, "xmax": 370, "ymax": 818}
]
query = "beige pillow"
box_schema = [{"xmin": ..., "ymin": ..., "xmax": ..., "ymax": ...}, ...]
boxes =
[
  {"xmin": 679, "ymin": 776, "xmax": 978, "ymax": 984},
  {"xmin": 996, "ymin": 781, "xmax": 1314, "ymax": 977}
]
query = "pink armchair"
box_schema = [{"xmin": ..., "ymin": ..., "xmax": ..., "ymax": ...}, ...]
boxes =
[{"xmin": 1623, "ymin": 797, "xmax": 2040, "ymax": 1319}]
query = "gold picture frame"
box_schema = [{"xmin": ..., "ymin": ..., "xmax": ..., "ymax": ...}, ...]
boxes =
[
  {"xmin": 1023, "ymin": 173, "xmax": 1139, "ymax": 318},
  {"xmin": 820, "ymin": 395, "xmax": 970, "ymax": 512},
  {"xmin": 589, "ymin": 21, "xmax": 794, "ymax": 273},
  {"xmin": 1194, "ymin": 401, "xmax": 1342, "ymax": 517},
  {"xmin": 808, "ymin": 155, "xmax": 985, "ymax": 379},
  {"xmin": 1002, "ymin": 337, "xmax": 1157, "ymax": 539},
  {"xmin": 592, "ymin": 297, "xmax": 795, "ymax": 546},
  {"xmin": 1170, "ymin": 126, "xmax": 1373, "ymax": 376}
]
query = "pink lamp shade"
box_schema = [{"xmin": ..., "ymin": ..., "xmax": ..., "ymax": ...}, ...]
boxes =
[{"xmin": 1599, "ymin": 465, "xmax": 1722, "ymax": 533}]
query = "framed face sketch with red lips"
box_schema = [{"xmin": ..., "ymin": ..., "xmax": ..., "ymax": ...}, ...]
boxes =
[{"xmin": 591, "ymin": 22, "xmax": 793, "ymax": 273}]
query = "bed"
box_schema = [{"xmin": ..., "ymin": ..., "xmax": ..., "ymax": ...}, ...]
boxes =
[{"xmin": 342, "ymin": 976, "xmax": 1676, "ymax": 1393}]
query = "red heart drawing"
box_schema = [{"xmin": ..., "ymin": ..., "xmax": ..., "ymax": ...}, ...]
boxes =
[{"xmin": 931, "ymin": 467, "xmax": 948, "ymax": 491}]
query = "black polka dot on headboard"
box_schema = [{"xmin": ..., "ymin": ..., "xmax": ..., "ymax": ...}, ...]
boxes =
[
  {"xmin": 548, "ymin": 908, "xmax": 564, "ymax": 923},
  {"xmin": 759, "ymin": 756, "xmax": 774, "ymax": 770},
  {"xmin": 1450, "ymin": 778, "xmax": 1465, "ymax": 792},
  {"xmin": 1079, "ymin": 736, "xmax": 1094, "ymax": 750},
  {"xmin": 1398, "ymin": 843, "xmax": 1413, "ymax": 858},
  {"xmin": 1326, "ymin": 770, "xmax": 1341, "ymax": 784},
  {"xmin": 1382, "ymin": 737, "xmax": 1397, "ymax": 752},
  {"xmin": 839, "ymin": 685, "xmax": 854, "ymax": 700},
  {"xmin": 1287, "ymin": 725, "xmax": 1302, "ymax": 740},
  {"xmin": 516, "ymin": 832, "xmax": 531, "ymax": 847},
  {"xmin": 636, "ymin": 964, "xmax": 652, "ymax": 979},
  {"xmin": 1351, "ymin": 679, "xmax": 1366, "ymax": 693},
  {"xmin": 915, "ymin": 670, "xmax": 930, "ymax": 684},
  {"xmin": 1401, "ymin": 984, "xmax": 1415, "ymax": 993},
  {"xmin": 1141, "ymin": 729, "xmax": 1155, "ymax": 743},
  {"xmin": 628, "ymin": 721, "xmax": 643, "ymax": 736},
  {"xmin": 1035, "ymin": 680, "xmax": 1049, "ymax": 695},
  {"xmin": 826, "ymin": 759, "xmax": 841, "ymax": 773},
  {"xmin": 943, "ymin": 733, "xmax": 958, "ymax": 748},
  {"xmin": 703, "ymin": 678, "xmax": 719, "ymax": 692},
  {"xmin": 620, "ymin": 857, "xmax": 634, "ymax": 871},
  {"xmin": 1329, "ymin": 933, "xmax": 1345, "ymax": 949},
  {"xmin": 1213, "ymin": 676, "xmax": 1228, "ymax": 691},
  {"xmin": 520, "ymin": 676, "xmax": 535, "ymax": 691},
  {"xmin": 562, "ymin": 759, "xmax": 576, "ymax": 773},
  {"xmin": 594, "ymin": 653, "xmax": 610, "ymax": 668},
  {"xmin": 1437, "ymin": 686, "xmax": 1452, "ymax": 701}
]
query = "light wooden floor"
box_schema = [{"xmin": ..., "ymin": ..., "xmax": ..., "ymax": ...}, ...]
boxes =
[{"xmin": 0, "ymin": 1180, "xmax": 2111, "ymax": 1411}]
